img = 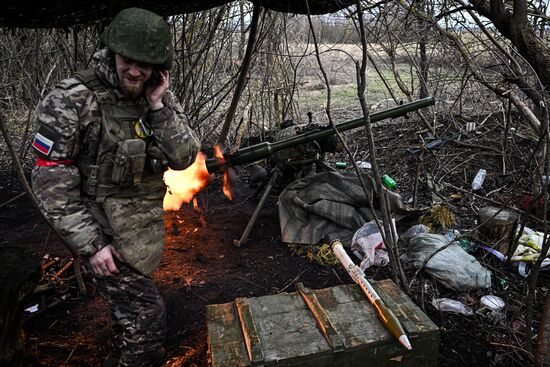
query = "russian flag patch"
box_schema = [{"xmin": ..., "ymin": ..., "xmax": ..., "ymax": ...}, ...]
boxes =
[{"xmin": 33, "ymin": 132, "xmax": 54, "ymax": 157}]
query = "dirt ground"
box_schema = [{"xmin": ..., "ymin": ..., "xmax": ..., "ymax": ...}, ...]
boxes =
[
  {"xmin": 2, "ymin": 178, "xmax": 351, "ymax": 367},
  {"xmin": 1, "ymin": 112, "xmax": 548, "ymax": 367}
]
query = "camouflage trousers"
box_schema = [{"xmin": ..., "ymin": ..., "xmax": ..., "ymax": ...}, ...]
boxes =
[{"xmin": 95, "ymin": 261, "xmax": 167, "ymax": 367}]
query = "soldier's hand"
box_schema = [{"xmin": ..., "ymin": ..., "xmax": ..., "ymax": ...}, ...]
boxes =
[
  {"xmin": 89, "ymin": 244, "xmax": 125, "ymax": 277},
  {"xmin": 145, "ymin": 70, "xmax": 169, "ymax": 111}
]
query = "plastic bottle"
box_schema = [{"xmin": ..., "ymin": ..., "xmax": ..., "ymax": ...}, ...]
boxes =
[
  {"xmin": 381, "ymin": 174, "xmax": 397, "ymax": 189},
  {"xmin": 335, "ymin": 162, "xmax": 347, "ymax": 169},
  {"xmin": 471, "ymin": 169, "xmax": 487, "ymax": 190}
]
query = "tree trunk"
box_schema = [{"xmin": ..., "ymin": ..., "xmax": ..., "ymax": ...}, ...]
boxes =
[{"xmin": 468, "ymin": 0, "xmax": 550, "ymax": 90}]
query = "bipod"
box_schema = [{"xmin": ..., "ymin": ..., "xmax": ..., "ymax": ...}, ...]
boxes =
[{"xmin": 233, "ymin": 166, "xmax": 282, "ymax": 247}]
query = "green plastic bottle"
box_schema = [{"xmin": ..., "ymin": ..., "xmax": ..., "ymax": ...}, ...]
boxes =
[
  {"xmin": 335, "ymin": 162, "xmax": 347, "ymax": 169},
  {"xmin": 381, "ymin": 174, "xmax": 396, "ymax": 189}
]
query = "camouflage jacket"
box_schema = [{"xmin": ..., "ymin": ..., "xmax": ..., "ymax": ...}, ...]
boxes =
[{"xmin": 31, "ymin": 48, "xmax": 200, "ymax": 261}]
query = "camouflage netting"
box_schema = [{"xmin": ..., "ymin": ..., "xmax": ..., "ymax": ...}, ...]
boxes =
[{"xmin": 0, "ymin": 0, "xmax": 355, "ymax": 28}]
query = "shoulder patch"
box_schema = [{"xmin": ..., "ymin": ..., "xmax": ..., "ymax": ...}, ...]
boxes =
[
  {"xmin": 32, "ymin": 124, "xmax": 65, "ymax": 159},
  {"xmin": 32, "ymin": 132, "xmax": 54, "ymax": 157}
]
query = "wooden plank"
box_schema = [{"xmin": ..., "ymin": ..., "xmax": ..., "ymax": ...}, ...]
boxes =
[
  {"xmin": 313, "ymin": 284, "xmax": 387, "ymax": 348},
  {"xmin": 235, "ymin": 298, "xmax": 264, "ymax": 364},
  {"xmin": 297, "ymin": 282, "xmax": 345, "ymax": 352},
  {"xmin": 373, "ymin": 280, "xmax": 438, "ymax": 335},
  {"xmin": 245, "ymin": 292, "xmax": 332, "ymax": 364},
  {"xmin": 313, "ymin": 281, "xmax": 439, "ymax": 366},
  {"xmin": 206, "ymin": 303, "xmax": 250, "ymax": 367}
]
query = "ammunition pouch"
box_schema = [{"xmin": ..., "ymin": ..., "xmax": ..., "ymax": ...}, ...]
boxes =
[
  {"xmin": 112, "ymin": 139, "xmax": 147, "ymax": 186},
  {"xmin": 146, "ymin": 145, "xmax": 168, "ymax": 174}
]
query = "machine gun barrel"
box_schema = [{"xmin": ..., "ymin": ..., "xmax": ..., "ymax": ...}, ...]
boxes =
[{"xmin": 206, "ymin": 96, "xmax": 434, "ymax": 173}]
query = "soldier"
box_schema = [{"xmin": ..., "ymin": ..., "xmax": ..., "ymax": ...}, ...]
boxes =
[{"xmin": 31, "ymin": 7, "xmax": 200, "ymax": 367}]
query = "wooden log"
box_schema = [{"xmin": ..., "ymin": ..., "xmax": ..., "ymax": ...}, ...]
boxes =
[
  {"xmin": 477, "ymin": 206, "xmax": 518, "ymax": 255},
  {"xmin": 0, "ymin": 246, "xmax": 41, "ymax": 367}
]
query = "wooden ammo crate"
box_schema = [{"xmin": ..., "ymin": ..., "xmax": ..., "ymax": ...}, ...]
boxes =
[{"xmin": 206, "ymin": 279, "xmax": 439, "ymax": 367}]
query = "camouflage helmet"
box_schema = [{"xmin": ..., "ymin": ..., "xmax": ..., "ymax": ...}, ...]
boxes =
[{"xmin": 101, "ymin": 7, "xmax": 172, "ymax": 69}]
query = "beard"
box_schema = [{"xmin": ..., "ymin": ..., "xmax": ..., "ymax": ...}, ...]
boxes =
[{"xmin": 120, "ymin": 76, "xmax": 145, "ymax": 98}]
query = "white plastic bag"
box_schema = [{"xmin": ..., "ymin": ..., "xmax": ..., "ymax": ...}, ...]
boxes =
[
  {"xmin": 403, "ymin": 233, "xmax": 492, "ymax": 291},
  {"xmin": 432, "ymin": 298, "xmax": 473, "ymax": 316},
  {"xmin": 351, "ymin": 220, "xmax": 396, "ymax": 270}
]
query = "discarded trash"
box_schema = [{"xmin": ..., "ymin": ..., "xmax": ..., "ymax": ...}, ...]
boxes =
[
  {"xmin": 515, "ymin": 228, "xmax": 550, "ymax": 261},
  {"xmin": 511, "ymin": 319, "xmax": 526, "ymax": 332},
  {"xmin": 515, "ymin": 257, "xmax": 550, "ymax": 275},
  {"xmin": 441, "ymin": 230, "xmax": 476, "ymax": 252},
  {"xmin": 351, "ymin": 220, "xmax": 395, "ymax": 270},
  {"xmin": 381, "ymin": 174, "xmax": 397, "ymax": 189},
  {"xmin": 443, "ymin": 229, "xmax": 460, "ymax": 241},
  {"xmin": 24, "ymin": 304, "xmax": 39, "ymax": 313},
  {"xmin": 432, "ymin": 298, "xmax": 473, "ymax": 316},
  {"xmin": 335, "ymin": 162, "xmax": 347, "ymax": 169},
  {"xmin": 519, "ymin": 231, "xmax": 544, "ymax": 252},
  {"xmin": 457, "ymin": 239, "xmax": 476, "ymax": 253},
  {"xmin": 477, "ymin": 295, "xmax": 507, "ymax": 324},
  {"xmin": 479, "ymin": 241, "xmax": 550, "ymax": 278},
  {"xmin": 465, "ymin": 122, "xmax": 476, "ymax": 131},
  {"xmin": 478, "ymin": 244, "xmax": 506, "ymax": 262},
  {"xmin": 402, "ymin": 234, "xmax": 492, "ymax": 291},
  {"xmin": 480, "ymin": 295, "xmax": 505, "ymax": 312},
  {"xmin": 471, "ymin": 169, "xmax": 487, "ymax": 190},
  {"xmin": 518, "ymin": 262, "xmax": 529, "ymax": 277},
  {"xmin": 497, "ymin": 278, "xmax": 508, "ymax": 290},
  {"xmin": 356, "ymin": 161, "xmax": 372, "ymax": 170},
  {"xmin": 426, "ymin": 173, "xmax": 445, "ymax": 205},
  {"xmin": 521, "ymin": 226, "xmax": 535, "ymax": 236},
  {"xmin": 450, "ymin": 193, "xmax": 462, "ymax": 201},
  {"xmin": 401, "ymin": 224, "xmax": 430, "ymax": 244},
  {"xmin": 407, "ymin": 134, "xmax": 454, "ymax": 154}
]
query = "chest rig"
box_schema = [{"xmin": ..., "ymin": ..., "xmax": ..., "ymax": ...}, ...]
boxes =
[{"xmin": 74, "ymin": 70, "xmax": 165, "ymax": 202}]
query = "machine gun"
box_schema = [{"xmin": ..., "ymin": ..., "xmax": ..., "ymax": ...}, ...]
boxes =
[
  {"xmin": 207, "ymin": 97, "xmax": 435, "ymax": 246},
  {"xmin": 206, "ymin": 97, "xmax": 434, "ymax": 174}
]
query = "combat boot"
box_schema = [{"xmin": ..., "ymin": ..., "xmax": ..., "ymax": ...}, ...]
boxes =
[{"xmin": 118, "ymin": 347, "xmax": 166, "ymax": 367}]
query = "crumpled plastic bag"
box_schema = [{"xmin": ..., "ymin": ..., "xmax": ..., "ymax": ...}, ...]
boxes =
[
  {"xmin": 351, "ymin": 220, "xmax": 396, "ymax": 270},
  {"xmin": 513, "ymin": 228, "xmax": 549, "ymax": 262},
  {"xmin": 401, "ymin": 224, "xmax": 430, "ymax": 244},
  {"xmin": 518, "ymin": 231, "xmax": 544, "ymax": 251},
  {"xmin": 431, "ymin": 298, "xmax": 473, "ymax": 316},
  {"xmin": 402, "ymin": 233, "xmax": 492, "ymax": 291}
]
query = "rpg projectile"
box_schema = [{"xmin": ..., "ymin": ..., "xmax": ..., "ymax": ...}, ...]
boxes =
[{"xmin": 331, "ymin": 240, "xmax": 412, "ymax": 350}]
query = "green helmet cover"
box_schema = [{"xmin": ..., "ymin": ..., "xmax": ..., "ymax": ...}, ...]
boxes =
[{"xmin": 101, "ymin": 7, "xmax": 172, "ymax": 69}]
